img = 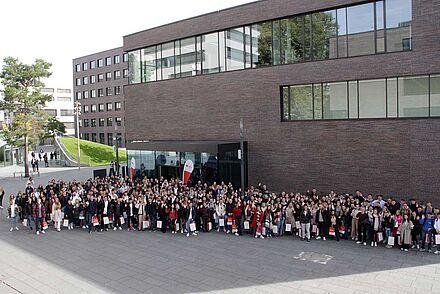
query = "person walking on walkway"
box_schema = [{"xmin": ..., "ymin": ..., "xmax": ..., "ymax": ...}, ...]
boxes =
[{"xmin": 0, "ymin": 186, "xmax": 4, "ymax": 209}]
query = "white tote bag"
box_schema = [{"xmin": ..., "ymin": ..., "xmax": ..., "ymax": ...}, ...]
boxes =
[
  {"xmin": 285, "ymin": 223, "xmax": 292, "ymax": 232},
  {"xmin": 435, "ymin": 234, "xmax": 440, "ymax": 245},
  {"xmin": 219, "ymin": 218, "xmax": 225, "ymax": 227},
  {"xmin": 63, "ymin": 219, "xmax": 69, "ymax": 227},
  {"xmin": 295, "ymin": 221, "xmax": 301, "ymax": 229},
  {"xmin": 175, "ymin": 222, "xmax": 180, "ymax": 231},
  {"xmin": 142, "ymin": 221, "xmax": 149, "ymax": 229},
  {"xmin": 387, "ymin": 236, "xmax": 395, "ymax": 246},
  {"xmin": 244, "ymin": 221, "xmax": 250, "ymax": 230},
  {"xmin": 208, "ymin": 222, "xmax": 212, "ymax": 231},
  {"xmin": 156, "ymin": 220, "xmax": 162, "ymax": 228},
  {"xmin": 190, "ymin": 222, "xmax": 196, "ymax": 232},
  {"xmin": 120, "ymin": 217, "xmax": 125, "ymax": 225},
  {"xmin": 272, "ymin": 225, "xmax": 278, "ymax": 234},
  {"xmin": 103, "ymin": 217, "xmax": 109, "ymax": 225}
]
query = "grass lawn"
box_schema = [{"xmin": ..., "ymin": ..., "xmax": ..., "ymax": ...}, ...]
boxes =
[{"xmin": 60, "ymin": 137, "xmax": 127, "ymax": 167}]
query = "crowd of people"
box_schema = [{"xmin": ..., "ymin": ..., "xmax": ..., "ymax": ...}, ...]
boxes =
[{"xmin": 2, "ymin": 175, "xmax": 440, "ymax": 254}]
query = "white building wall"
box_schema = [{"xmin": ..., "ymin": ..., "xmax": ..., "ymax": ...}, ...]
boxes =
[{"xmin": 42, "ymin": 88, "xmax": 75, "ymax": 135}]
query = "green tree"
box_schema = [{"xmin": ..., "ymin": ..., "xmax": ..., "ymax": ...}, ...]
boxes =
[
  {"xmin": 41, "ymin": 116, "xmax": 66, "ymax": 139},
  {"xmin": 0, "ymin": 57, "xmax": 52, "ymax": 177}
]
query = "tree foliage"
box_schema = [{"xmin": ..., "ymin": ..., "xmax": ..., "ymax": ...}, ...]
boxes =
[{"xmin": 0, "ymin": 57, "xmax": 53, "ymax": 147}]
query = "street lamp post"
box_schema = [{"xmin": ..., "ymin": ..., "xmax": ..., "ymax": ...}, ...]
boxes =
[
  {"xmin": 74, "ymin": 101, "xmax": 81, "ymax": 170},
  {"xmin": 239, "ymin": 118, "xmax": 245, "ymax": 196},
  {"xmin": 114, "ymin": 125, "xmax": 119, "ymax": 176}
]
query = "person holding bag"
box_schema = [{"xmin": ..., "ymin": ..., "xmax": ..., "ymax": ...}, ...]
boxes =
[
  {"xmin": 399, "ymin": 213, "xmax": 413, "ymax": 252},
  {"xmin": 8, "ymin": 196, "xmax": 20, "ymax": 232},
  {"xmin": 52, "ymin": 198, "xmax": 62, "ymax": 232}
]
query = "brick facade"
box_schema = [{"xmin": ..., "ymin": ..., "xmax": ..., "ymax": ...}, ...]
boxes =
[{"xmin": 123, "ymin": 0, "xmax": 440, "ymax": 201}]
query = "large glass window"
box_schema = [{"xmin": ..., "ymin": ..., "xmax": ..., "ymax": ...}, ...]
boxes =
[
  {"xmin": 337, "ymin": 8, "xmax": 348, "ymax": 58},
  {"xmin": 348, "ymin": 81, "xmax": 358, "ymax": 118},
  {"xmin": 347, "ymin": 3, "xmax": 375, "ymax": 57},
  {"xmin": 180, "ymin": 37, "xmax": 196, "ymax": 77},
  {"xmin": 202, "ymin": 32, "xmax": 220, "ymax": 74},
  {"xmin": 161, "ymin": 42, "xmax": 175, "ymax": 80},
  {"xmin": 313, "ymin": 84, "xmax": 323, "ymax": 119},
  {"xmin": 386, "ymin": 0, "xmax": 412, "ymax": 52},
  {"xmin": 274, "ymin": 18, "xmax": 303, "ymax": 64},
  {"xmin": 252, "ymin": 22, "xmax": 272, "ymax": 67},
  {"xmin": 141, "ymin": 46, "xmax": 157, "ymax": 82},
  {"xmin": 226, "ymin": 27, "xmax": 245, "ymax": 71},
  {"xmin": 282, "ymin": 86, "xmax": 290, "ymax": 120},
  {"xmin": 359, "ymin": 79, "xmax": 387, "ymax": 118},
  {"xmin": 312, "ymin": 10, "xmax": 337, "ymax": 60},
  {"xmin": 290, "ymin": 85, "xmax": 313, "ymax": 120},
  {"xmin": 398, "ymin": 76, "xmax": 429, "ymax": 117},
  {"xmin": 430, "ymin": 75, "xmax": 440, "ymax": 117},
  {"xmin": 376, "ymin": 1, "xmax": 385, "ymax": 53},
  {"xmin": 127, "ymin": 0, "xmax": 413, "ymax": 85},
  {"xmin": 323, "ymin": 82, "xmax": 348, "ymax": 119},
  {"xmin": 387, "ymin": 78, "xmax": 398, "ymax": 117},
  {"xmin": 128, "ymin": 50, "xmax": 141, "ymax": 84}
]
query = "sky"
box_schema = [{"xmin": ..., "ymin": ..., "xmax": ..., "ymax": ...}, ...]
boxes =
[{"xmin": 0, "ymin": 0, "xmax": 255, "ymax": 89}]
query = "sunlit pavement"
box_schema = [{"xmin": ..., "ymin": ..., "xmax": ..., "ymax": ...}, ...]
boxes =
[{"xmin": 0, "ymin": 168, "xmax": 439, "ymax": 294}]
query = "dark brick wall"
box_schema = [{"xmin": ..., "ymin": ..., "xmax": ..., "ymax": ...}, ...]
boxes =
[
  {"xmin": 73, "ymin": 47, "xmax": 127, "ymax": 147},
  {"xmin": 123, "ymin": 0, "xmax": 440, "ymax": 202}
]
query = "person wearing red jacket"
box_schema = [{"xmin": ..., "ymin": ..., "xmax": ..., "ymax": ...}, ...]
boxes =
[
  {"xmin": 169, "ymin": 204, "xmax": 178, "ymax": 234},
  {"xmin": 232, "ymin": 201, "xmax": 243, "ymax": 236},
  {"xmin": 33, "ymin": 198, "xmax": 46, "ymax": 235}
]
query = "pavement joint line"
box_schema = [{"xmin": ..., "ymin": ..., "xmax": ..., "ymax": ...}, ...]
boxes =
[{"xmin": 0, "ymin": 277, "xmax": 23, "ymax": 294}]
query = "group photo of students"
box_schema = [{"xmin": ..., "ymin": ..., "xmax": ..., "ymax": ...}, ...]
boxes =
[{"xmin": 2, "ymin": 174, "xmax": 440, "ymax": 254}]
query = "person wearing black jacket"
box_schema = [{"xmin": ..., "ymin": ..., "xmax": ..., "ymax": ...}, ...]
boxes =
[
  {"xmin": 315, "ymin": 204, "xmax": 330, "ymax": 240},
  {"xmin": 299, "ymin": 205, "xmax": 312, "ymax": 241},
  {"xmin": 0, "ymin": 186, "xmax": 4, "ymax": 209},
  {"xmin": 64, "ymin": 200, "xmax": 74, "ymax": 230},
  {"xmin": 87, "ymin": 196, "xmax": 98, "ymax": 233},
  {"xmin": 356, "ymin": 207, "xmax": 370, "ymax": 245}
]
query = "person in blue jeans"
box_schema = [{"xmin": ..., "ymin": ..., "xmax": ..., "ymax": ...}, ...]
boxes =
[{"xmin": 419, "ymin": 213, "xmax": 434, "ymax": 252}]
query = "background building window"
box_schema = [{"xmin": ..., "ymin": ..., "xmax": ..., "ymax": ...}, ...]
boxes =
[
  {"xmin": 226, "ymin": 28, "xmax": 244, "ymax": 71},
  {"xmin": 430, "ymin": 75, "xmax": 440, "ymax": 117},
  {"xmin": 106, "ymin": 72, "xmax": 112, "ymax": 81},
  {"xmin": 107, "ymin": 133, "xmax": 113, "ymax": 146},
  {"xmin": 75, "ymin": 64, "xmax": 81, "ymax": 72},
  {"xmin": 90, "ymin": 75, "xmax": 96, "ymax": 84},
  {"xmin": 123, "ymin": 69, "xmax": 129, "ymax": 78},
  {"xmin": 115, "ymin": 117, "xmax": 122, "ymax": 126},
  {"xmin": 99, "ymin": 133, "xmax": 105, "ymax": 144},
  {"xmin": 83, "ymin": 119, "xmax": 89, "ymax": 127},
  {"xmin": 107, "ymin": 117, "xmax": 113, "ymax": 126},
  {"xmin": 76, "ymin": 92, "xmax": 82, "ymax": 100},
  {"xmin": 76, "ymin": 78, "xmax": 81, "ymax": 86},
  {"xmin": 98, "ymin": 59, "xmax": 103, "ymax": 67},
  {"xmin": 91, "ymin": 105, "xmax": 97, "ymax": 112},
  {"xmin": 91, "ymin": 119, "xmax": 96, "ymax": 127},
  {"xmin": 60, "ymin": 109, "xmax": 74, "ymax": 116},
  {"xmin": 128, "ymin": 50, "xmax": 141, "ymax": 84},
  {"xmin": 162, "ymin": 42, "xmax": 176, "ymax": 79},
  {"xmin": 82, "ymin": 76, "xmax": 88, "ymax": 85},
  {"xmin": 386, "ymin": 0, "xmax": 412, "ymax": 52},
  {"xmin": 114, "ymin": 70, "xmax": 121, "ymax": 79},
  {"xmin": 114, "ymin": 86, "xmax": 121, "ymax": 95},
  {"xmin": 83, "ymin": 90, "xmax": 89, "ymax": 99},
  {"xmin": 123, "ymin": 53, "xmax": 128, "ymax": 62},
  {"xmin": 323, "ymin": 82, "xmax": 348, "ymax": 119},
  {"xmin": 91, "ymin": 133, "xmax": 97, "ymax": 142},
  {"xmin": 106, "ymin": 87, "xmax": 112, "ymax": 96},
  {"xmin": 398, "ymin": 76, "xmax": 429, "ymax": 117},
  {"xmin": 289, "ymin": 85, "xmax": 313, "ymax": 120},
  {"xmin": 45, "ymin": 109, "xmax": 57, "ymax": 116},
  {"xmin": 82, "ymin": 62, "xmax": 88, "ymax": 71},
  {"xmin": 114, "ymin": 55, "xmax": 120, "ymax": 64},
  {"xmin": 98, "ymin": 89, "xmax": 104, "ymax": 97},
  {"xmin": 99, "ymin": 118, "xmax": 105, "ymax": 127},
  {"xmin": 98, "ymin": 104, "xmax": 104, "ymax": 112},
  {"xmin": 91, "ymin": 89, "xmax": 96, "ymax": 98},
  {"xmin": 83, "ymin": 105, "xmax": 89, "ymax": 113},
  {"xmin": 98, "ymin": 74, "xmax": 104, "ymax": 82},
  {"xmin": 347, "ymin": 3, "xmax": 375, "ymax": 57},
  {"xmin": 105, "ymin": 57, "xmax": 112, "ymax": 66},
  {"xmin": 115, "ymin": 102, "xmax": 122, "ymax": 111},
  {"xmin": 90, "ymin": 60, "xmax": 96, "ymax": 69},
  {"xmin": 251, "ymin": 22, "xmax": 272, "ymax": 67},
  {"xmin": 106, "ymin": 103, "xmax": 113, "ymax": 111},
  {"xmin": 358, "ymin": 79, "xmax": 387, "ymax": 118}
]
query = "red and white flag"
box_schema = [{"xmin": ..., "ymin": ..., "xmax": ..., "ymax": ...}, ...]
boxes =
[
  {"xmin": 182, "ymin": 159, "xmax": 194, "ymax": 185},
  {"xmin": 130, "ymin": 157, "xmax": 136, "ymax": 179}
]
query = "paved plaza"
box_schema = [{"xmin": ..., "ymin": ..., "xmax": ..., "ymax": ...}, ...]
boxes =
[{"xmin": 0, "ymin": 168, "xmax": 439, "ymax": 294}]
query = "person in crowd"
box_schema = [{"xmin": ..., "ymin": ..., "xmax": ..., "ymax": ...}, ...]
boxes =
[
  {"xmin": 8, "ymin": 196, "xmax": 20, "ymax": 232},
  {"xmin": 300, "ymin": 204, "xmax": 312, "ymax": 242},
  {"xmin": 3, "ymin": 172, "xmax": 440, "ymax": 256},
  {"xmin": 399, "ymin": 213, "xmax": 414, "ymax": 252},
  {"xmin": 0, "ymin": 186, "xmax": 4, "ymax": 209},
  {"xmin": 52, "ymin": 197, "xmax": 62, "ymax": 232},
  {"xmin": 33, "ymin": 197, "xmax": 46, "ymax": 235}
]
